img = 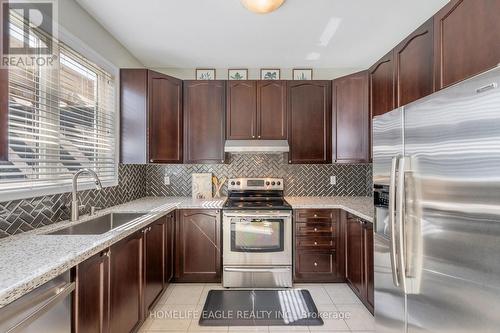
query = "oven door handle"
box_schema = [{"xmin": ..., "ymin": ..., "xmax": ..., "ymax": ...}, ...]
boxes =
[
  {"xmin": 223, "ymin": 212, "xmax": 292, "ymax": 218},
  {"xmin": 224, "ymin": 267, "xmax": 291, "ymax": 273}
]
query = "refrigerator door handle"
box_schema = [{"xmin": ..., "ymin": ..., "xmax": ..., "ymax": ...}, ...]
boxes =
[
  {"xmin": 389, "ymin": 155, "xmax": 400, "ymax": 287},
  {"xmin": 396, "ymin": 155, "xmax": 408, "ymax": 293}
]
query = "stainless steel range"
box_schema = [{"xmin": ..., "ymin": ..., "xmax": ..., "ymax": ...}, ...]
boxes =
[{"xmin": 222, "ymin": 178, "xmax": 292, "ymax": 288}]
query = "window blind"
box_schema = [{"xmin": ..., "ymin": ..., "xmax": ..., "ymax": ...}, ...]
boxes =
[{"xmin": 0, "ymin": 13, "xmax": 117, "ymax": 200}]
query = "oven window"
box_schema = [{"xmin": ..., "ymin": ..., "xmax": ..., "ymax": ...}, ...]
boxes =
[{"xmin": 231, "ymin": 218, "xmax": 284, "ymax": 252}]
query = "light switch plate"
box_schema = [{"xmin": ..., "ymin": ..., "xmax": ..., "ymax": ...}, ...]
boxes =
[
  {"xmin": 164, "ymin": 175, "xmax": 170, "ymax": 185},
  {"xmin": 330, "ymin": 175, "xmax": 337, "ymax": 185}
]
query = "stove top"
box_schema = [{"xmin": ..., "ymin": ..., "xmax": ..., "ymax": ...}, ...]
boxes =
[{"xmin": 223, "ymin": 178, "xmax": 291, "ymax": 211}]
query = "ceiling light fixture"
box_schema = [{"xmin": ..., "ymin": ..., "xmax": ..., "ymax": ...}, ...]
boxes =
[{"xmin": 241, "ymin": 0, "xmax": 286, "ymax": 14}]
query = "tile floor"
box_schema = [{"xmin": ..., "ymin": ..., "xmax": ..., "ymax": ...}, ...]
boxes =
[{"xmin": 139, "ymin": 283, "xmax": 374, "ymax": 333}]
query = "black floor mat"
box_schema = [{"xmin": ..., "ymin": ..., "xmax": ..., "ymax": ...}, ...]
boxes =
[{"xmin": 199, "ymin": 289, "xmax": 324, "ymax": 326}]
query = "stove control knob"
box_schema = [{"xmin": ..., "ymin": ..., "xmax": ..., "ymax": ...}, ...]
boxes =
[
  {"xmin": 277, "ymin": 181, "xmax": 281, "ymax": 186},
  {"xmin": 231, "ymin": 181, "xmax": 235, "ymax": 185},
  {"xmin": 271, "ymin": 181, "xmax": 276, "ymax": 186},
  {"xmin": 236, "ymin": 181, "xmax": 241, "ymax": 185},
  {"xmin": 266, "ymin": 181, "xmax": 270, "ymax": 186}
]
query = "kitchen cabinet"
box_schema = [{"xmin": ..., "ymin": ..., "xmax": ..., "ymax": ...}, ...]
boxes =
[
  {"xmin": 226, "ymin": 80, "xmax": 287, "ymax": 140},
  {"xmin": 143, "ymin": 218, "xmax": 165, "ymax": 313},
  {"xmin": 74, "ymin": 250, "xmax": 110, "ymax": 333},
  {"xmin": 333, "ymin": 71, "xmax": 370, "ymax": 163},
  {"xmin": 165, "ymin": 212, "xmax": 175, "ymax": 285},
  {"xmin": 395, "ymin": 18, "xmax": 434, "ymax": 106},
  {"xmin": 109, "ymin": 232, "xmax": 143, "ymax": 333},
  {"xmin": 287, "ymin": 81, "xmax": 332, "ymax": 164},
  {"xmin": 294, "ymin": 209, "xmax": 344, "ymax": 282},
  {"xmin": 120, "ymin": 69, "xmax": 183, "ymax": 164},
  {"xmin": 344, "ymin": 212, "xmax": 374, "ymax": 314},
  {"xmin": 257, "ymin": 80, "xmax": 287, "ymax": 139},
  {"xmin": 0, "ymin": 69, "xmax": 7, "ymax": 161},
  {"xmin": 175, "ymin": 209, "xmax": 221, "ymax": 282},
  {"xmin": 434, "ymin": 0, "xmax": 500, "ymax": 89},
  {"xmin": 369, "ymin": 51, "xmax": 396, "ymax": 118},
  {"xmin": 183, "ymin": 81, "xmax": 226, "ymax": 163},
  {"xmin": 226, "ymin": 81, "xmax": 257, "ymax": 139}
]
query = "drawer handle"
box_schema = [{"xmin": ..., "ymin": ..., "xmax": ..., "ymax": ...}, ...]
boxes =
[
  {"xmin": 314, "ymin": 241, "xmax": 318, "ymax": 246},
  {"xmin": 314, "ymin": 262, "xmax": 318, "ymax": 267},
  {"xmin": 314, "ymin": 228, "xmax": 317, "ymax": 232},
  {"xmin": 314, "ymin": 214, "xmax": 318, "ymax": 217}
]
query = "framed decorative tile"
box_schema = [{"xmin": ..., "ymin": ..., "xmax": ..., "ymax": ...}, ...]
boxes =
[
  {"xmin": 260, "ymin": 68, "xmax": 280, "ymax": 80},
  {"xmin": 293, "ymin": 68, "xmax": 313, "ymax": 80},
  {"xmin": 228, "ymin": 69, "xmax": 248, "ymax": 80},
  {"xmin": 196, "ymin": 68, "xmax": 216, "ymax": 80}
]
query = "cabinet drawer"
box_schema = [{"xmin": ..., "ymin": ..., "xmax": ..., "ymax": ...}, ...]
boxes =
[
  {"xmin": 296, "ymin": 223, "xmax": 334, "ymax": 236},
  {"xmin": 295, "ymin": 209, "xmax": 336, "ymax": 223},
  {"xmin": 296, "ymin": 237, "xmax": 335, "ymax": 250},
  {"xmin": 296, "ymin": 252, "xmax": 335, "ymax": 274}
]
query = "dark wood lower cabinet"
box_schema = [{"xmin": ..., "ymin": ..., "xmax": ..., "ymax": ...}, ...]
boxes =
[
  {"xmin": 344, "ymin": 212, "xmax": 374, "ymax": 314},
  {"xmin": 294, "ymin": 209, "xmax": 344, "ymax": 282},
  {"xmin": 175, "ymin": 209, "xmax": 221, "ymax": 283},
  {"xmin": 74, "ymin": 250, "xmax": 110, "ymax": 333},
  {"xmin": 143, "ymin": 218, "xmax": 165, "ymax": 313},
  {"xmin": 165, "ymin": 212, "xmax": 175, "ymax": 286},
  {"xmin": 109, "ymin": 232, "xmax": 143, "ymax": 333}
]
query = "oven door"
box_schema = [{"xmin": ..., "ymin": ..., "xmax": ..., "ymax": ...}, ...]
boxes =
[{"xmin": 223, "ymin": 211, "xmax": 292, "ymax": 266}]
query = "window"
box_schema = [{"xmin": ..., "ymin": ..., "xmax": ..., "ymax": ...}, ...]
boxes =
[{"xmin": 0, "ymin": 12, "xmax": 117, "ymax": 201}]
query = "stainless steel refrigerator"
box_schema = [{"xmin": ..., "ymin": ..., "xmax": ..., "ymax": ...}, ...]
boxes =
[{"xmin": 373, "ymin": 66, "xmax": 500, "ymax": 333}]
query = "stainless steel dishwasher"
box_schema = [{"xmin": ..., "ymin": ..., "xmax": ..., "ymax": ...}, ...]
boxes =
[{"xmin": 0, "ymin": 271, "xmax": 74, "ymax": 333}]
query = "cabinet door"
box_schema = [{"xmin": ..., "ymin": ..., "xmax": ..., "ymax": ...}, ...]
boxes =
[
  {"xmin": 165, "ymin": 212, "xmax": 175, "ymax": 285},
  {"xmin": 143, "ymin": 219, "xmax": 165, "ymax": 313},
  {"xmin": 257, "ymin": 81, "xmax": 287, "ymax": 140},
  {"xmin": 395, "ymin": 18, "xmax": 434, "ymax": 106},
  {"xmin": 226, "ymin": 81, "xmax": 257, "ymax": 139},
  {"xmin": 109, "ymin": 233, "xmax": 142, "ymax": 333},
  {"xmin": 287, "ymin": 81, "xmax": 332, "ymax": 164},
  {"xmin": 434, "ymin": 0, "xmax": 500, "ymax": 89},
  {"xmin": 175, "ymin": 210, "xmax": 221, "ymax": 282},
  {"xmin": 369, "ymin": 51, "xmax": 395, "ymax": 118},
  {"xmin": 363, "ymin": 221, "xmax": 374, "ymax": 313},
  {"xmin": 345, "ymin": 216, "xmax": 363, "ymax": 296},
  {"xmin": 148, "ymin": 71, "xmax": 183, "ymax": 163},
  {"xmin": 333, "ymin": 71, "xmax": 369, "ymax": 163},
  {"xmin": 184, "ymin": 81, "xmax": 226, "ymax": 163},
  {"xmin": 75, "ymin": 250, "xmax": 110, "ymax": 333}
]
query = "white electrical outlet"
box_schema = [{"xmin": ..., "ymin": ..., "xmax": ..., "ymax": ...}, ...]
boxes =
[
  {"xmin": 330, "ymin": 176, "xmax": 337, "ymax": 185},
  {"xmin": 164, "ymin": 175, "xmax": 170, "ymax": 185}
]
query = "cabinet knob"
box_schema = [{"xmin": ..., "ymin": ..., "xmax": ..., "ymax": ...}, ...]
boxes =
[
  {"xmin": 314, "ymin": 241, "xmax": 318, "ymax": 246},
  {"xmin": 314, "ymin": 262, "xmax": 318, "ymax": 267},
  {"xmin": 314, "ymin": 228, "xmax": 317, "ymax": 232},
  {"xmin": 314, "ymin": 214, "xmax": 318, "ymax": 217},
  {"xmin": 258, "ymin": 135, "xmax": 261, "ymax": 139},
  {"xmin": 150, "ymin": 159, "xmax": 153, "ymax": 163},
  {"xmin": 101, "ymin": 250, "xmax": 110, "ymax": 258},
  {"xmin": 221, "ymin": 159, "xmax": 224, "ymax": 163},
  {"xmin": 252, "ymin": 135, "xmax": 255, "ymax": 138}
]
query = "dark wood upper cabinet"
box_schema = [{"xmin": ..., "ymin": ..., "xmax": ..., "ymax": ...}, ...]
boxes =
[
  {"xmin": 369, "ymin": 51, "xmax": 396, "ymax": 118},
  {"xmin": 287, "ymin": 81, "xmax": 332, "ymax": 164},
  {"xmin": 395, "ymin": 18, "xmax": 435, "ymax": 106},
  {"xmin": 143, "ymin": 218, "xmax": 165, "ymax": 313},
  {"xmin": 226, "ymin": 81, "xmax": 257, "ymax": 139},
  {"xmin": 434, "ymin": 0, "xmax": 500, "ymax": 89},
  {"xmin": 0, "ymin": 69, "xmax": 8, "ymax": 161},
  {"xmin": 183, "ymin": 81, "xmax": 226, "ymax": 163},
  {"xmin": 120, "ymin": 69, "xmax": 182, "ymax": 164},
  {"xmin": 109, "ymin": 232, "xmax": 142, "ymax": 333},
  {"xmin": 257, "ymin": 80, "xmax": 287, "ymax": 140},
  {"xmin": 333, "ymin": 71, "xmax": 370, "ymax": 163},
  {"xmin": 74, "ymin": 250, "xmax": 110, "ymax": 333},
  {"xmin": 148, "ymin": 72, "xmax": 183, "ymax": 163},
  {"xmin": 175, "ymin": 209, "xmax": 221, "ymax": 283}
]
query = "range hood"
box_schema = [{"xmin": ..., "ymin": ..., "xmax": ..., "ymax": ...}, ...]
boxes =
[{"xmin": 224, "ymin": 140, "xmax": 289, "ymax": 154}]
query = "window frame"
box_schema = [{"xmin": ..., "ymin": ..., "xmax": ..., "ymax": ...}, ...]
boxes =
[{"xmin": 0, "ymin": 25, "xmax": 120, "ymax": 202}]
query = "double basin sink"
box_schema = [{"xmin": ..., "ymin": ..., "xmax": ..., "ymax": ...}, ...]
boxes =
[{"xmin": 47, "ymin": 212, "xmax": 146, "ymax": 235}]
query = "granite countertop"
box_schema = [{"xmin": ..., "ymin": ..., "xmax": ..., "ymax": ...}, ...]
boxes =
[
  {"xmin": 0, "ymin": 195, "xmax": 372, "ymax": 308},
  {"xmin": 285, "ymin": 196, "xmax": 374, "ymax": 222},
  {"xmin": 0, "ymin": 196, "xmax": 225, "ymax": 308}
]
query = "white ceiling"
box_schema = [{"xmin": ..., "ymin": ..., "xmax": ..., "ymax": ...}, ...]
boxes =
[{"xmin": 76, "ymin": 0, "xmax": 449, "ymax": 69}]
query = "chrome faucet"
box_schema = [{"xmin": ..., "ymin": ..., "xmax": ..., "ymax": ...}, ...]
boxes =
[{"xmin": 71, "ymin": 169, "xmax": 103, "ymax": 221}]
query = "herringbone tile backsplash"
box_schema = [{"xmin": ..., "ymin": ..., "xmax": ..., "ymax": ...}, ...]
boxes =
[
  {"xmin": 0, "ymin": 155, "xmax": 372, "ymax": 238},
  {"xmin": 147, "ymin": 154, "xmax": 372, "ymax": 197}
]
